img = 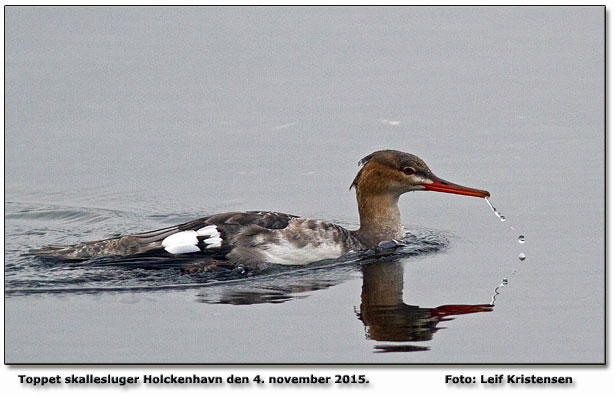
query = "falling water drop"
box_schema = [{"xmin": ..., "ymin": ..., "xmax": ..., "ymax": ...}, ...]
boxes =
[
  {"xmin": 485, "ymin": 197, "xmax": 506, "ymax": 222},
  {"xmin": 518, "ymin": 253, "xmax": 526, "ymax": 261},
  {"xmin": 518, "ymin": 235, "xmax": 525, "ymax": 244}
]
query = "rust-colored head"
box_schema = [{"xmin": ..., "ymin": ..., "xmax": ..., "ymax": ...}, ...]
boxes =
[{"xmin": 350, "ymin": 150, "xmax": 490, "ymax": 198}]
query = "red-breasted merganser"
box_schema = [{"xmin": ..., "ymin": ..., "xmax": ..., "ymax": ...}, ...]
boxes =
[{"xmin": 35, "ymin": 150, "xmax": 489, "ymax": 267}]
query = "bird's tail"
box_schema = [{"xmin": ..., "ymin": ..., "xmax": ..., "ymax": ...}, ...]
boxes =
[{"xmin": 31, "ymin": 224, "xmax": 183, "ymax": 260}]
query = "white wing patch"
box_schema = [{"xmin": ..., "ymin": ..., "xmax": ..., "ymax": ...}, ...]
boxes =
[
  {"xmin": 197, "ymin": 225, "xmax": 218, "ymax": 237},
  {"xmin": 164, "ymin": 243, "xmax": 201, "ymax": 254},
  {"xmin": 162, "ymin": 225, "xmax": 223, "ymax": 254},
  {"xmin": 204, "ymin": 237, "xmax": 222, "ymax": 249},
  {"xmin": 161, "ymin": 231, "xmax": 198, "ymax": 252}
]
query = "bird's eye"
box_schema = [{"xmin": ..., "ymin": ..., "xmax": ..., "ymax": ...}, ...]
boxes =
[{"xmin": 403, "ymin": 167, "xmax": 415, "ymax": 175}]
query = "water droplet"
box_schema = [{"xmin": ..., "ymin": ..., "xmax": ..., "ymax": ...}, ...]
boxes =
[
  {"xmin": 485, "ymin": 198, "xmax": 508, "ymax": 222},
  {"xmin": 518, "ymin": 253, "xmax": 526, "ymax": 261},
  {"xmin": 518, "ymin": 235, "xmax": 525, "ymax": 244}
]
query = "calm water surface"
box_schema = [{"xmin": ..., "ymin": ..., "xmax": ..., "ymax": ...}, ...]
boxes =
[{"xmin": 4, "ymin": 6, "xmax": 604, "ymax": 363}]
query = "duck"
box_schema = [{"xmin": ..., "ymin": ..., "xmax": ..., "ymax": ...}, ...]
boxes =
[{"xmin": 34, "ymin": 150, "xmax": 490, "ymax": 269}]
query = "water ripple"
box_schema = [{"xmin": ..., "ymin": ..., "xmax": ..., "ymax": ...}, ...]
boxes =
[{"xmin": 5, "ymin": 202, "xmax": 449, "ymax": 298}]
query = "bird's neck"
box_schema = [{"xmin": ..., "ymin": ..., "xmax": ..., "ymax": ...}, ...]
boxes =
[{"xmin": 356, "ymin": 189, "xmax": 405, "ymax": 247}]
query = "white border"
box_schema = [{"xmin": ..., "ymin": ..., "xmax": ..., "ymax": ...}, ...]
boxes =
[{"xmin": 1, "ymin": 1, "xmax": 610, "ymax": 394}]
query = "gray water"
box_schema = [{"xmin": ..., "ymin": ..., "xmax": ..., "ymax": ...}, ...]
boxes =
[{"xmin": 4, "ymin": 6, "xmax": 604, "ymax": 363}]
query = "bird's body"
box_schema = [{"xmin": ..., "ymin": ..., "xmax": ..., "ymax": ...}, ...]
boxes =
[{"xmin": 34, "ymin": 150, "xmax": 490, "ymax": 269}]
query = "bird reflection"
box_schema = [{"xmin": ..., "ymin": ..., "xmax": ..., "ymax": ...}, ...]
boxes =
[
  {"xmin": 358, "ymin": 261, "xmax": 493, "ymax": 352},
  {"xmin": 195, "ymin": 262, "xmax": 357, "ymax": 305},
  {"xmin": 196, "ymin": 256, "xmax": 493, "ymax": 353}
]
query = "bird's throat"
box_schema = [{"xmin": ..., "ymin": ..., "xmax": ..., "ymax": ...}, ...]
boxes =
[{"xmin": 356, "ymin": 190, "xmax": 405, "ymax": 246}]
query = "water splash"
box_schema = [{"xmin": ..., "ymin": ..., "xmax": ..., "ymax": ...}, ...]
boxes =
[{"xmin": 484, "ymin": 197, "xmax": 529, "ymax": 306}]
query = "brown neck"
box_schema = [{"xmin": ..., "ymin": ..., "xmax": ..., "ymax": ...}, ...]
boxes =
[{"xmin": 355, "ymin": 188, "xmax": 405, "ymax": 247}]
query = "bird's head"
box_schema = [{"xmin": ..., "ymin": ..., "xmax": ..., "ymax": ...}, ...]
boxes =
[{"xmin": 350, "ymin": 150, "xmax": 490, "ymax": 198}]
